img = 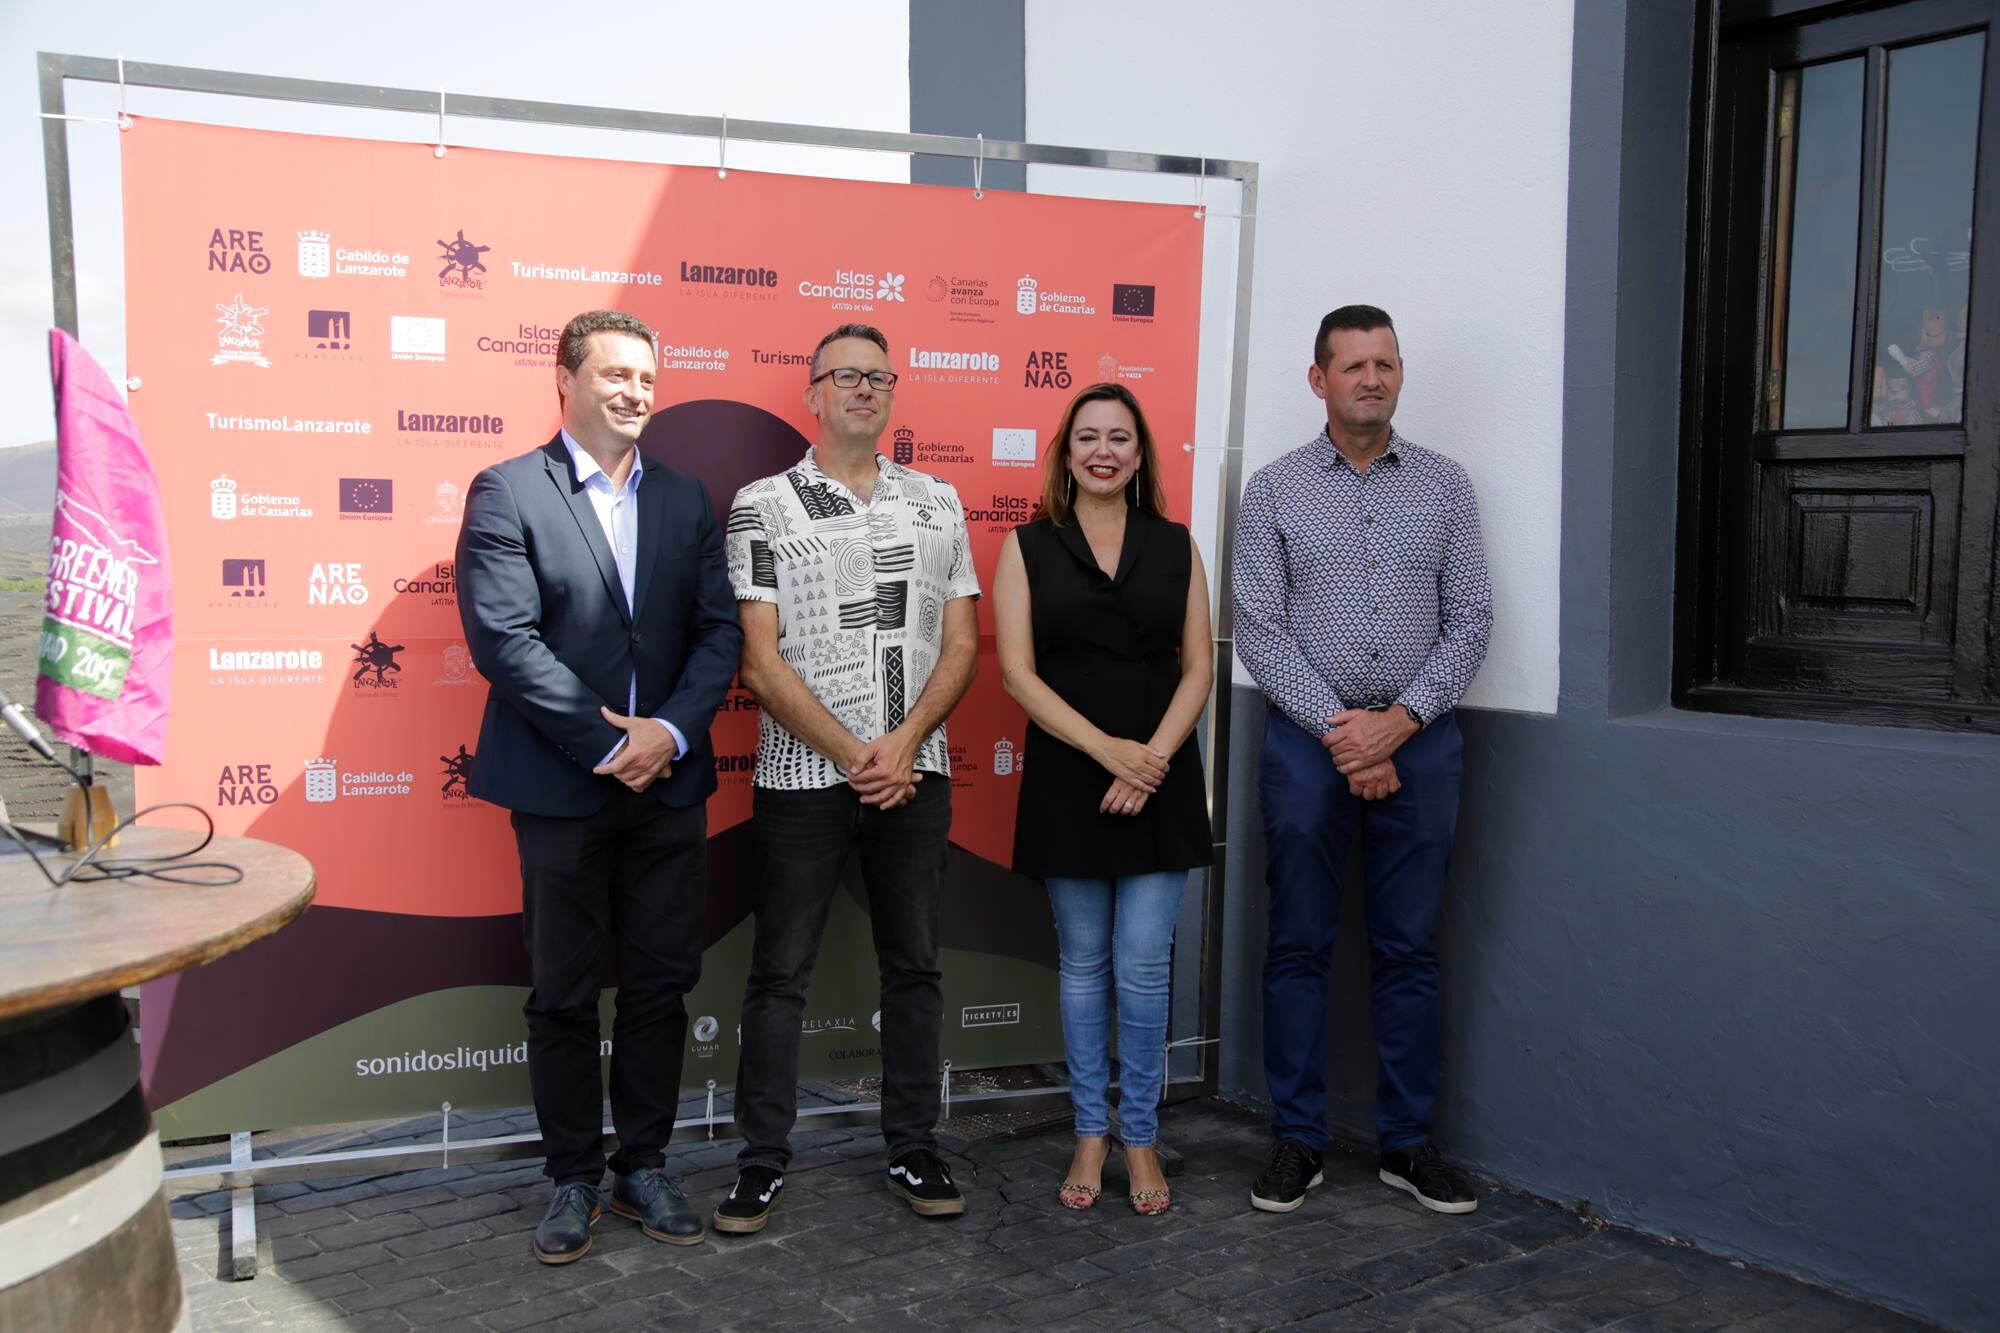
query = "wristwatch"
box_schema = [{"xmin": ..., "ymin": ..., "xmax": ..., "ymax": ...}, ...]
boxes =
[{"xmin": 1401, "ymin": 703, "xmax": 1425, "ymax": 728}]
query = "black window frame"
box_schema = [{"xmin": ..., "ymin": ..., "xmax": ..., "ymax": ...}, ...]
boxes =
[{"xmin": 1676, "ymin": 0, "xmax": 2000, "ymax": 732}]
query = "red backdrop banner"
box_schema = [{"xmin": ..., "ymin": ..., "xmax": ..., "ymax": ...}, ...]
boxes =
[{"xmin": 124, "ymin": 118, "xmax": 1203, "ymax": 1135}]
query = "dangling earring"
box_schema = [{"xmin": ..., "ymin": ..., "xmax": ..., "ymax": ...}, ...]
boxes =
[{"xmin": 1066, "ymin": 472, "xmax": 1076, "ymax": 502}]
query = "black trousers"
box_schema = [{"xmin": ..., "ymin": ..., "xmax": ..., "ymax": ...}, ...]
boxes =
[
  {"xmin": 514, "ymin": 787, "xmax": 706, "ymax": 1186},
  {"xmin": 734, "ymin": 779, "xmax": 952, "ymax": 1170}
]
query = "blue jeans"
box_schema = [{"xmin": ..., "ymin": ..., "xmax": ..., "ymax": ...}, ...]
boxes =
[
  {"xmin": 1046, "ymin": 872, "xmax": 1186, "ymax": 1148},
  {"xmin": 1259, "ymin": 710, "xmax": 1463, "ymax": 1153}
]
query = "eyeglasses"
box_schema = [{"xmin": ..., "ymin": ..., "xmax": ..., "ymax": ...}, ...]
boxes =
[{"xmin": 811, "ymin": 367, "xmax": 899, "ymax": 391}]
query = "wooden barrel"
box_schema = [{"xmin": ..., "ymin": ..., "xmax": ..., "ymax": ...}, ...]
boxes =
[{"xmin": 0, "ymin": 994, "xmax": 184, "ymax": 1333}]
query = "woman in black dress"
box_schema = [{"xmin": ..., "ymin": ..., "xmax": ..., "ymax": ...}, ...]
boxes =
[{"xmin": 994, "ymin": 383, "xmax": 1213, "ymax": 1215}]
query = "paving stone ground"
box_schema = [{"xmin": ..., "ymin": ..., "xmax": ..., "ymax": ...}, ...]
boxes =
[{"xmin": 168, "ymin": 1098, "xmax": 1934, "ymax": 1332}]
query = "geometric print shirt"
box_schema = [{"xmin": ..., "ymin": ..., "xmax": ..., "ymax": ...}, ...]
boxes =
[
  {"xmin": 727, "ymin": 448, "xmax": 982, "ymax": 790},
  {"xmin": 1232, "ymin": 427, "xmax": 1493, "ymax": 735}
]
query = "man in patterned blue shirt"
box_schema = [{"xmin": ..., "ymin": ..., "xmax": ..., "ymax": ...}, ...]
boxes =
[{"xmin": 1232, "ymin": 304, "xmax": 1493, "ymax": 1218}]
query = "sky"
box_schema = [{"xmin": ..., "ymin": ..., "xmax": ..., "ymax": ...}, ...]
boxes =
[{"xmin": 0, "ymin": 1, "xmax": 911, "ymax": 447}]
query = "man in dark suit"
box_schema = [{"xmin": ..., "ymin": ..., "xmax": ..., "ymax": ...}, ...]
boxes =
[{"xmin": 456, "ymin": 309, "xmax": 742, "ymax": 1265}]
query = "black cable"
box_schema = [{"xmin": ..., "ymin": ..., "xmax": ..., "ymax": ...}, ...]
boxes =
[{"xmin": 2, "ymin": 743, "xmax": 245, "ymax": 888}]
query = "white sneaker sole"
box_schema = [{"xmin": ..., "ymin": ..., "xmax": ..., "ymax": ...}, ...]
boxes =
[
  {"xmin": 1250, "ymin": 1170, "xmax": 1323, "ymax": 1213},
  {"xmin": 1379, "ymin": 1167, "xmax": 1478, "ymax": 1214}
]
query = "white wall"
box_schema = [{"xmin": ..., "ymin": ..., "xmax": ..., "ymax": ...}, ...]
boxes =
[
  {"xmin": 1025, "ymin": 0, "xmax": 1572, "ymax": 714},
  {"xmin": 0, "ymin": 0, "xmax": 911, "ymax": 448}
]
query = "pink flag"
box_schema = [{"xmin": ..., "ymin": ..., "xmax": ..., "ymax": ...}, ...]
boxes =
[{"xmin": 36, "ymin": 329, "xmax": 173, "ymax": 765}]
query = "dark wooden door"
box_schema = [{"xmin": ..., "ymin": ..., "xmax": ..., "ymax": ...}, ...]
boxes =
[{"xmin": 1683, "ymin": 0, "xmax": 2000, "ymax": 729}]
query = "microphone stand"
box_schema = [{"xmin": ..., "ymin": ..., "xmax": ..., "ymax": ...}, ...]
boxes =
[{"xmin": 58, "ymin": 746, "xmax": 118, "ymax": 851}]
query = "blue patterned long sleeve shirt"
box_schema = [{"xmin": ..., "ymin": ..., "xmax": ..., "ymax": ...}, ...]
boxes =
[{"xmin": 1232, "ymin": 428, "xmax": 1493, "ymax": 734}]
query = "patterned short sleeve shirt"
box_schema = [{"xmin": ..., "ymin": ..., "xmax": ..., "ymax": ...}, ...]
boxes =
[{"xmin": 727, "ymin": 449, "xmax": 981, "ymax": 790}]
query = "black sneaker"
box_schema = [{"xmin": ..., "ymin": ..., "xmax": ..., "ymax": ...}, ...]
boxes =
[
  {"xmin": 712, "ymin": 1164, "xmax": 784, "ymax": 1235},
  {"xmin": 1250, "ymin": 1140, "xmax": 1324, "ymax": 1213},
  {"xmin": 886, "ymin": 1147, "xmax": 965, "ymax": 1217},
  {"xmin": 1379, "ymin": 1142, "xmax": 1478, "ymax": 1214},
  {"xmin": 530, "ymin": 1182, "xmax": 601, "ymax": 1264}
]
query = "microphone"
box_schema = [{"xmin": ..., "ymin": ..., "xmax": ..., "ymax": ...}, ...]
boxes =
[{"xmin": 0, "ymin": 687, "xmax": 58, "ymax": 763}]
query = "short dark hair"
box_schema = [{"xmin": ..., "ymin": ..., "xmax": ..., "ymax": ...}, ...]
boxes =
[
  {"xmin": 811, "ymin": 323, "xmax": 890, "ymax": 377},
  {"xmin": 1313, "ymin": 304, "xmax": 1397, "ymax": 367},
  {"xmin": 558, "ymin": 310, "xmax": 656, "ymax": 374}
]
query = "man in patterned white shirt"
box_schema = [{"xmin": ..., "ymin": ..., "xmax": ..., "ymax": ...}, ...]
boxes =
[
  {"xmin": 1233, "ymin": 305, "xmax": 1494, "ymax": 1220},
  {"xmin": 715, "ymin": 323, "xmax": 981, "ymax": 1233}
]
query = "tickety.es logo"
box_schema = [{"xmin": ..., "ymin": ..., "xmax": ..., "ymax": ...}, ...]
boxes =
[
  {"xmin": 208, "ymin": 227, "xmax": 269, "ymax": 276},
  {"xmin": 962, "ymin": 1003, "xmax": 1022, "ymax": 1028},
  {"xmin": 390, "ymin": 316, "xmax": 446, "ymax": 363},
  {"xmin": 222, "ymin": 558, "xmax": 268, "ymax": 598},
  {"xmin": 339, "ymin": 478, "xmax": 394, "ymax": 519},
  {"xmin": 212, "ymin": 294, "xmax": 271, "ymax": 368},
  {"xmin": 437, "ymin": 229, "xmax": 490, "ymax": 290},
  {"xmin": 1112, "ymin": 283, "xmax": 1157, "ymax": 322},
  {"xmin": 350, "ymin": 632, "xmax": 404, "ymax": 690}
]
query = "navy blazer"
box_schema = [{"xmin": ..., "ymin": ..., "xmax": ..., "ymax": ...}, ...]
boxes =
[{"xmin": 455, "ymin": 435, "xmax": 743, "ymax": 816}]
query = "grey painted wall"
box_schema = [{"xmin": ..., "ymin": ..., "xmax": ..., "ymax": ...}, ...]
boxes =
[
  {"xmin": 922, "ymin": 1, "xmax": 2000, "ymax": 1326},
  {"xmin": 908, "ymin": 0, "xmax": 1025, "ymax": 192},
  {"xmin": 1224, "ymin": 4, "xmax": 1999, "ymax": 1327}
]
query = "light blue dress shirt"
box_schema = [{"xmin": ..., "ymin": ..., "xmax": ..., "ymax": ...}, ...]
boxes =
[{"xmin": 559, "ymin": 430, "xmax": 687, "ymax": 766}]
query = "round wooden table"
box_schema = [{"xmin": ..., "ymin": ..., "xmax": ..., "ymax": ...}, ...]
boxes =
[{"xmin": 0, "ymin": 828, "xmax": 313, "ymax": 1333}]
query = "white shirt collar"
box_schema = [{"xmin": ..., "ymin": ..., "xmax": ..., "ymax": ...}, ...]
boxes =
[{"xmin": 560, "ymin": 428, "xmax": 643, "ymax": 491}]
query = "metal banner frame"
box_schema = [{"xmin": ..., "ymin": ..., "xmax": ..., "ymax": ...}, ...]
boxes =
[{"xmin": 37, "ymin": 51, "xmax": 1259, "ymax": 1209}]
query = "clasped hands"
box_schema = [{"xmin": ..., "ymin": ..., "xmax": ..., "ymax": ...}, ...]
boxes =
[
  {"xmin": 1323, "ymin": 706, "xmax": 1418, "ymax": 801},
  {"xmin": 1097, "ymin": 736, "xmax": 1169, "ymax": 817},
  {"xmin": 846, "ymin": 728, "xmax": 923, "ymax": 810},
  {"xmin": 593, "ymin": 707, "xmax": 675, "ymax": 792}
]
